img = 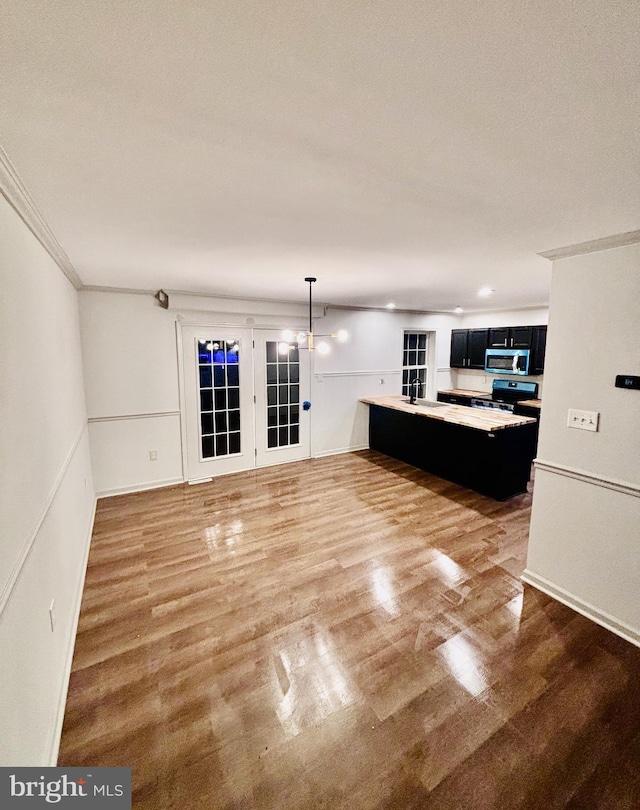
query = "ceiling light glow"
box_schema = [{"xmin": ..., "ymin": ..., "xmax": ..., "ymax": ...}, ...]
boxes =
[{"xmin": 478, "ymin": 287, "xmax": 495, "ymax": 297}]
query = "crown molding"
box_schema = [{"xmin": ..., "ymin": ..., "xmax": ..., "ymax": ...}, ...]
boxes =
[
  {"xmin": 0, "ymin": 144, "xmax": 82, "ymax": 289},
  {"xmin": 539, "ymin": 229, "xmax": 640, "ymax": 261}
]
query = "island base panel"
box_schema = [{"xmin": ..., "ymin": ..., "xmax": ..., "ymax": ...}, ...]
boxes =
[{"xmin": 368, "ymin": 405, "xmax": 536, "ymax": 500}]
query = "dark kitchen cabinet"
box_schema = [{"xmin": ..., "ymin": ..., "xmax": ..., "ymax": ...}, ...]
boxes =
[
  {"xmin": 488, "ymin": 326, "xmax": 533, "ymax": 349},
  {"xmin": 514, "ymin": 401, "xmax": 542, "ymax": 451},
  {"xmin": 450, "ymin": 329, "xmax": 488, "ymax": 369},
  {"xmin": 468, "ymin": 329, "xmax": 489, "ymax": 367},
  {"xmin": 453, "ymin": 324, "xmax": 547, "ymax": 374},
  {"xmin": 529, "ymin": 325, "xmax": 547, "ymax": 375},
  {"xmin": 450, "ymin": 330, "xmax": 468, "ymax": 368},
  {"xmin": 488, "ymin": 327, "xmax": 509, "ymax": 348}
]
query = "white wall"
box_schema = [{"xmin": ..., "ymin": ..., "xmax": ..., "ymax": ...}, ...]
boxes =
[
  {"xmin": 80, "ymin": 292, "xmax": 459, "ymax": 488},
  {"xmin": 453, "ymin": 307, "xmax": 548, "ymax": 395},
  {"xmin": 525, "ymin": 241, "xmax": 640, "ymax": 645},
  {"xmin": 0, "ymin": 196, "xmax": 95, "ymax": 764},
  {"xmin": 311, "ymin": 308, "xmax": 457, "ymax": 456},
  {"xmin": 79, "ymin": 291, "xmax": 184, "ymax": 495}
]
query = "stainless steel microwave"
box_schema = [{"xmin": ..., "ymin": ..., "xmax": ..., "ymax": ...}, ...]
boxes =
[{"xmin": 484, "ymin": 348, "xmax": 530, "ymax": 375}]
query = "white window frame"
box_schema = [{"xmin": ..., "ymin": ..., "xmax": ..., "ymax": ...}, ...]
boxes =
[{"xmin": 402, "ymin": 331, "xmax": 429, "ymax": 398}]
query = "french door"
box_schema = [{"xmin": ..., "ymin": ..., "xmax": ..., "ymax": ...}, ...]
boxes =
[
  {"xmin": 182, "ymin": 327, "xmax": 255, "ymax": 481},
  {"xmin": 253, "ymin": 330, "xmax": 310, "ymax": 467},
  {"xmin": 181, "ymin": 326, "xmax": 310, "ymax": 481}
]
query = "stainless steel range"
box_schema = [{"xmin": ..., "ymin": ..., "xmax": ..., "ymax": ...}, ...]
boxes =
[{"xmin": 470, "ymin": 380, "xmax": 538, "ymax": 413}]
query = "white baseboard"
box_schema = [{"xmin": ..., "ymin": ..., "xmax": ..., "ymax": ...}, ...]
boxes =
[
  {"xmin": 312, "ymin": 444, "xmax": 369, "ymax": 459},
  {"xmin": 49, "ymin": 494, "xmax": 97, "ymax": 765},
  {"xmin": 97, "ymin": 477, "xmax": 184, "ymax": 498},
  {"xmin": 521, "ymin": 569, "xmax": 640, "ymax": 649}
]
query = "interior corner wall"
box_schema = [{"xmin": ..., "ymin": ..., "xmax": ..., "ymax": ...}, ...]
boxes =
[
  {"xmin": 525, "ymin": 242, "xmax": 640, "ymax": 645},
  {"xmin": 0, "ymin": 196, "xmax": 95, "ymax": 764},
  {"xmin": 79, "ymin": 290, "xmax": 184, "ymax": 496}
]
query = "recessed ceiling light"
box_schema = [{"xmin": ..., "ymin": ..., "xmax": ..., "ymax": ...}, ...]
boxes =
[
  {"xmin": 386, "ymin": 302, "xmax": 396, "ymax": 309},
  {"xmin": 454, "ymin": 306, "xmax": 464, "ymax": 314},
  {"xmin": 477, "ymin": 287, "xmax": 495, "ymax": 297}
]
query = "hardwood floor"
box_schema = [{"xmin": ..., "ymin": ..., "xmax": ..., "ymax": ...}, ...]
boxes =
[{"xmin": 58, "ymin": 451, "xmax": 640, "ymax": 809}]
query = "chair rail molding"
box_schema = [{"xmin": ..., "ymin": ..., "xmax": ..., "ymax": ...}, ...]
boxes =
[{"xmin": 534, "ymin": 458, "xmax": 640, "ymax": 498}]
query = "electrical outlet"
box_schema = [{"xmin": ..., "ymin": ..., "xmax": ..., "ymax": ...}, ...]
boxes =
[
  {"xmin": 567, "ymin": 408, "xmax": 599, "ymax": 432},
  {"xmin": 49, "ymin": 600, "xmax": 55, "ymax": 632},
  {"xmin": 149, "ymin": 450, "xmax": 158, "ymax": 461}
]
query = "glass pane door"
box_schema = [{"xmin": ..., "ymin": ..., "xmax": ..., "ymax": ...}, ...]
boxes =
[
  {"xmin": 254, "ymin": 331, "xmax": 310, "ymax": 468},
  {"xmin": 182, "ymin": 326, "xmax": 255, "ymax": 481},
  {"xmin": 197, "ymin": 338, "xmax": 242, "ymax": 460}
]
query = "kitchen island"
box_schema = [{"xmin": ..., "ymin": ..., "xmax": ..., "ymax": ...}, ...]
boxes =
[{"xmin": 360, "ymin": 395, "xmax": 537, "ymax": 500}]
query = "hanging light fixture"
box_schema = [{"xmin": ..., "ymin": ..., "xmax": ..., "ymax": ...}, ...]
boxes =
[{"xmin": 281, "ymin": 277, "xmax": 348, "ymax": 353}]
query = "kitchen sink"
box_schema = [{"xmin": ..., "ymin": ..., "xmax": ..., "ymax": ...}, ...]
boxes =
[{"xmin": 403, "ymin": 398, "xmax": 447, "ymax": 408}]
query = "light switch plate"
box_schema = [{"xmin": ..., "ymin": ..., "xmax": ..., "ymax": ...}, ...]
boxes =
[{"xmin": 567, "ymin": 409, "xmax": 599, "ymax": 432}]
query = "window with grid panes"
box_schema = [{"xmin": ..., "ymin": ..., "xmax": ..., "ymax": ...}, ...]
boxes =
[
  {"xmin": 265, "ymin": 341, "xmax": 300, "ymax": 448},
  {"xmin": 197, "ymin": 339, "xmax": 241, "ymax": 459},
  {"xmin": 402, "ymin": 332, "xmax": 427, "ymax": 397}
]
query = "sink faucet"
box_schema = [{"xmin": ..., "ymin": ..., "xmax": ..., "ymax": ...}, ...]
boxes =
[{"xmin": 409, "ymin": 377, "xmax": 423, "ymax": 404}]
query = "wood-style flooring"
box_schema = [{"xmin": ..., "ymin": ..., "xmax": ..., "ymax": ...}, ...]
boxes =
[{"xmin": 58, "ymin": 451, "xmax": 640, "ymax": 809}]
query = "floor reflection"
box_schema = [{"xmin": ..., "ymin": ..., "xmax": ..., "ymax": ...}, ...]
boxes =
[
  {"xmin": 370, "ymin": 565, "xmax": 400, "ymax": 616},
  {"xmin": 204, "ymin": 519, "xmax": 244, "ymax": 556},
  {"xmin": 437, "ymin": 632, "xmax": 490, "ymax": 697},
  {"xmin": 431, "ymin": 550, "xmax": 468, "ymax": 588},
  {"xmin": 271, "ymin": 632, "xmax": 358, "ymax": 738}
]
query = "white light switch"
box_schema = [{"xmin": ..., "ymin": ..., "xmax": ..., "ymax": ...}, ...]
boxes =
[
  {"xmin": 149, "ymin": 450, "xmax": 158, "ymax": 460},
  {"xmin": 567, "ymin": 409, "xmax": 599, "ymax": 432}
]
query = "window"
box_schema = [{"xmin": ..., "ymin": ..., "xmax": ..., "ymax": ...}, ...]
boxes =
[
  {"xmin": 402, "ymin": 332, "xmax": 427, "ymax": 397},
  {"xmin": 265, "ymin": 341, "xmax": 300, "ymax": 448},
  {"xmin": 197, "ymin": 339, "xmax": 241, "ymax": 458}
]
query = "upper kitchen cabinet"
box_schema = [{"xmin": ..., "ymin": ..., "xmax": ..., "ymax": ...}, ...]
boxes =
[
  {"xmin": 488, "ymin": 326, "xmax": 533, "ymax": 349},
  {"xmin": 450, "ymin": 328, "xmax": 488, "ymax": 369},
  {"xmin": 451, "ymin": 324, "xmax": 547, "ymax": 374},
  {"xmin": 529, "ymin": 325, "xmax": 547, "ymax": 375}
]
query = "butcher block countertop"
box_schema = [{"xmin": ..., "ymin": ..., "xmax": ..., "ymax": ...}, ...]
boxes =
[
  {"xmin": 518, "ymin": 399, "xmax": 542, "ymax": 409},
  {"xmin": 437, "ymin": 388, "xmax": 488, "ymax": 398},
  {"xmin": 360, "ymin": 395, "xmax": 537, "ymax": 432}
]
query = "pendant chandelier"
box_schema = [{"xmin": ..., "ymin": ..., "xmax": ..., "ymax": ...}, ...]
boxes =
[{"xmin": 280, "ymin": 277, "xmax": 348, "ymax": 355}]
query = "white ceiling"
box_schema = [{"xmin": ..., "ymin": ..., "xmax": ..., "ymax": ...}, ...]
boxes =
[{"xmin": 1, "ymin": 1, "xmax": 639, "ymax": 311}]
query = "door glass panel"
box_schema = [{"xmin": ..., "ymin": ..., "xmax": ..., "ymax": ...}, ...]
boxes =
[
  {"xmin": 198, "ymin": 339, "xmax": 241, "ymax": 459},
  {"xmin": 265, "ymin": 341, "xmax": 301, "ymax": 448}
]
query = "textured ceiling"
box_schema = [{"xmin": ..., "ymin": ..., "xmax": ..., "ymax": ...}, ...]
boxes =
[{"xmin": 1, "ymin": 1, "xmax": 639, "ymax": 311}]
